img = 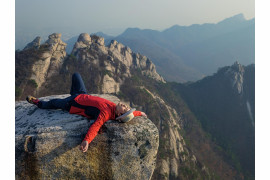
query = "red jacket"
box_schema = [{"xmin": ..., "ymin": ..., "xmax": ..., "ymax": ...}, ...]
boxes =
[{"xmin": 69, "ymin": 94, "xmax": 142, "ymax": 143}]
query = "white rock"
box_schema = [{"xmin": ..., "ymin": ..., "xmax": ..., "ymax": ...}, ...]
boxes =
[{"xmin": 102, "ymin": 75, "xmax": 120, "ymax": 94}]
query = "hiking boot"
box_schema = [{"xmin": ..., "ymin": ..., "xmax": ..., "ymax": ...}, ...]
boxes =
[{"xmin": 26, "ymin": 95, "xmax": 40, "ymax": 105}]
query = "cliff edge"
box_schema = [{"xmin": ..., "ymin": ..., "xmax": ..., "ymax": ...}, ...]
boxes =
[{"xmin": 15, "ymin": 94, "xmax": 159, "ymax": 180}]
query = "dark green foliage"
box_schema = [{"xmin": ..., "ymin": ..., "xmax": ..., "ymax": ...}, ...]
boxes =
[
  {"xmin": 69, "ymin": 53, "xmax": 76, "ymax": 59},
  {"xmin": 180, "ymin": 166, "xmax": 198, "ymax": 179},
  {"xmin": 28, "ymin": 79, "xmax": 38, "ymax": 88},
  {"xmin": 15, "ymin": 86, "xmax": 22, "ymax": 97},
  {"xmin": 103, "ymin": 70, "xmax": 112, "ymax": 77},
  {"xmin": 15, "ymin": 49, "xmax": 37, "ymax": 87},
  {"xmin": 15, "ymin": 48, "xmax": 46, "ymax": 100}
]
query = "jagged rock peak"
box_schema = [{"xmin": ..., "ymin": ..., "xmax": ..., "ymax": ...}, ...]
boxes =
[
  {"xmin": 43, "ymin": 33, "xmax": 67, "ymax": 51},
  {"xmin": 231, "ymin": 61, "xmax": 244, "ymax": 72},
  {"xmin": 23, "ymin": 36, "xmax": 41, "ymax": 50},
  {"xmin": 77, "ymin": 33, "xmax": 91, "ymax": 44},
  {"xmin": 44, "ymin": 33, "xmax": 66, "ymax": 46},
  {"xmin": 71, "ymin": 33, "xmax": 165, "ymax": 83},
  {"xmin": 72, "ymin": 33, "xmax": 105, "ymax": 54},
  {"xmin": 110, "ymin": 39, "xmax": 118, "ymax": 46},
  {"xmin": 26, "ymin": 33, "xmax": 67, "ymax": 89},
  {"xmin": 108, "ymin": 39, "xmax": 132, "ymax": 53},
  {"xmin": 225, "ymin": 61, "xmax": 245, "ymax": 94},
  {"xmin": 91, "ymin": 34, "xmax": 105, "ymax": 46},
  {"xmin": 74, "ymin": 34, "xmax": 128, "ymax": 52},
  {"xmin": 76, "ymin": 33, "xmax": 105, "ymax": 45}
]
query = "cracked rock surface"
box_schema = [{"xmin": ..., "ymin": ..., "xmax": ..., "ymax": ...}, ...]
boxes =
[{"xmin": 15, "ymin": 94, "xmax": 159, "ymax": 180}]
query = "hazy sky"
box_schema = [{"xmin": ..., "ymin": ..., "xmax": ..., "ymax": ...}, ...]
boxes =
[{"xmin": 16, "ymin": 0, "xmax": 254, "ymax": 36}]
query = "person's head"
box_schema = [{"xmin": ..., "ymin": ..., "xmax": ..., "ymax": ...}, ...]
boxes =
[{"xmin": 115, "ymin": 102, "xmax": 130, "ymax": 117}]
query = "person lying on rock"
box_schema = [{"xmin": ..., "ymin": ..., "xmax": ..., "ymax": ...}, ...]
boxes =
[{"xmin": 26, "ymin": 72, "xmax": 147, "ymax": 153}]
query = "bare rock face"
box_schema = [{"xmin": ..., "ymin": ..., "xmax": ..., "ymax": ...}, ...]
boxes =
[
  {"xmin": 102, "ymin": 75, "xmax": 120, "ymax": 94},
  {"xmin": 72, "ymin": 33, "xmax": 92, "ymax": 53},
  {"xmin": 78, "ymin": 33, "xmax": 92, "ymax": 44},
  {"xmin": 23, "ymin": 36, "xmax": 41, "ymax": 50},
  {"xmin": 45, "ymin": 33, "xmax": 62, "ymax": 44},
  {"xmin": 139, "ymin": 87, "xmax": 188, "ymax": 179},
  {"xmin": 107, "ymin": 39, "xmax": 165, "ymax": 83},
  {"xmin": 29, "ymin": 33, "xmax": 67, "ymax": 89},
  {"xmin": 43, "ymin": 33, "xmax": 67, "ymax": 78},
  {"xmin": 71, "ymin": 33, "xmax": 165, "ymax": 93},
  {"xmin": 225, "ymin": 61, "xmax": 245, "ymax": 94},
  {"xmin": 15, "ymin": 94, "xmax": 159, "ymax": 180}
]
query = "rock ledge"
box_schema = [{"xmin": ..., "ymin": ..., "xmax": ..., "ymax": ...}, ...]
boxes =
[{"xmin": 15, "ymin": 94, "xmax": 159, "ymax": 180}]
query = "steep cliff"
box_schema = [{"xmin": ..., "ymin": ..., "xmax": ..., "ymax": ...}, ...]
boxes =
[
  {"xmin": 16, "ymin": 94, "xmax": 159, "ymax": 180},
  {"xmin": 173, "ymin": 62, "xmax": 255, "ymax": 179},
  {"xmin": 16, "ymin": 33, "xmax": 67, "ymax": 99}
]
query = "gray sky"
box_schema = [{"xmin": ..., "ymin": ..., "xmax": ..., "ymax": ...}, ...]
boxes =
[{"xmin": 16, "ymin": 0, "xmax": 254, "ymax": 36}]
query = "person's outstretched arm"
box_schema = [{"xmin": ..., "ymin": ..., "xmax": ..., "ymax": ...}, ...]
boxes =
[
  {"xmin": 80, "ymin": 110, "xmax": 147, "ymax": 152},
  {"xmin": 80, "ymin": 111, "xmax": 109, "ymax": 152}
]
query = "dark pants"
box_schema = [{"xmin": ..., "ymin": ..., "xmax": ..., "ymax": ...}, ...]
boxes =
[{"xmin": 38, "ymin": 73, "xmax": 87, "ymax": 111}]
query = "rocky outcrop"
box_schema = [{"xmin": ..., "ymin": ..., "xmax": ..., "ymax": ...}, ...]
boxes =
[
  {"xmin": 139, "ymin": 87, "xmax": 191, "ymax": 179},
  {"xmin": 102, "ymin": 74, "xmax": 120, "ymax": 94},
  {"xmin": 71, "ymin": 33, "xmax": 165, "ymax": 91},
  {"xmin": 23, "ymin": 36, "xmax": 41, "ymax": 50},
  {"xmin": 15, "ymin": 94, "xmax": 159, "ymax": 180},
  {"xmin": 224, "ymin": 61, "xmax": 245, "ymax": 94},
  {"xmin": 29, "ymin": 33, "xmax": 67, "ymax": 89},
  {"xmin": 16, "ymin": 33, "xmax": 165, "ymax": 99},
  {"xmin": 72, "ymin": 33, "xmax": 92, "ymax": 52}
]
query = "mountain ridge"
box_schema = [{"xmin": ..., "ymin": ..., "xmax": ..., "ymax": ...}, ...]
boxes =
[
  {"xmin": 171, "ymin": 62, "xmax": 255, "ymax": 179},
  {"xmin": 16, "ymin": 14, "xmax": 254, "ymax": 82},
  {"xmin": 15, "ymin": 32, "xmax": 252, "ymax": 179},
  {"xmin": 98, "ymin": 13, "xmax": 254, "ymax": 82}
]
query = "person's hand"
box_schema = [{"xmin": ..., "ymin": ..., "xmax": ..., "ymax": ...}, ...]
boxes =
[
  {"xmin": 80, "ymin": 141, "xmax": 89, "ymax": 153},
  {"xmin": 141, "ymin": 112, "xmax": 147, "ymax": 118}
]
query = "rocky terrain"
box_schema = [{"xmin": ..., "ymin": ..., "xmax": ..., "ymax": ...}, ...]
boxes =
[
  {"xmin": 70, "ymin": 33, "xmax": 164, "ymax": 94},
  {"xmin": 16, "ymin": 94, "xmax": 159, "ymax": 180},
  {"xmin": 29, "ymin": 33, "xmax": 66, "ymax": 88},
  {"xmin": 16, "ymin": 33, "xmax": 164, "ymax": 99},
  {"xmin": 15, "ymin": 33, "xmax": 252, "ymax": 179},
  {"xmin": 224, "ymin": 61, "xmax": 245, "ymax": 95}
]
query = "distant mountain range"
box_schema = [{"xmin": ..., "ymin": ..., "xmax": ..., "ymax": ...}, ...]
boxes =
[
  {"xmin": 114, "ymin": 14, "xmax": 254, "ymax": 82},
  {"xmin": 16, "ymin": 14, "xmax": 254, "ymax": 83},
  {"xmin": 60, "ymin": 14, "xmax": 255, "ymax": 82}
]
